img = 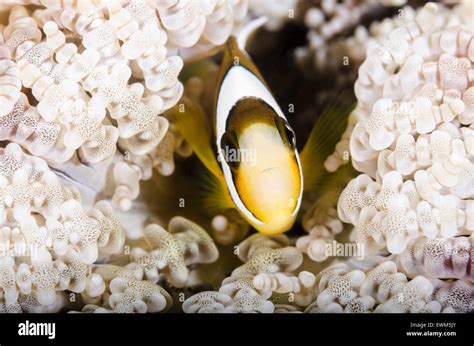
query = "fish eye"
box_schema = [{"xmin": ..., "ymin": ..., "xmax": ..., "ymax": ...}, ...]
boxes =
[
  {"xmin": 284, "ymin": 122, "xmax": 296, "ymax": 150},
  {"xmin": 274, "ymin": 115, "xmax": 296, "ymax": 151},
  {"xmin": 220, "ymin": 130, "xmax": 240, "ymax": 170}
]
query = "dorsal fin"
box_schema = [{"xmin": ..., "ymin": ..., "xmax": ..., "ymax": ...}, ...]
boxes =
[{"xmin": 236, "ymin": 16, "xmax": 268, "ymax": 51}]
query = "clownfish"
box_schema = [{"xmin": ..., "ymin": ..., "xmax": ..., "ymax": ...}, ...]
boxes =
[{"xmin": 169, "ymin": 18, "xmax": 355, "ymax": 235}]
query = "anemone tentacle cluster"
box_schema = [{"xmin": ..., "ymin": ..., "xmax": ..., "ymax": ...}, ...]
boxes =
[
  {"xmin": 183, "ymin": 234, "xmax": 306, "ymax": 313},
  {"xmin": 294, "ymin": 5, "xmax": 474, "ymax": 317},
  {"xmin": 294, "ymin": 0, "xmax": 410, "ymax": 87},
  {"xmin": 0, "ymin": 143, "xmax": 124, "ymax": 312},
  {"xmin": 305, "ymin": 260, "xmax": 473, "ymax": 313},
  {"xmin": 184, "ymin": 235, "xmax": 473, "ymax": 313},
  {"xmin": 80, "ymin": 216, "xmax": 219, "ymax": 313},
  {"xmin": 0, "ymin": 1, "xmax": 248, "ymax": 211},
  {"xmin": 337, "ymin": 1, "xmax": 474, "ymax": 256},
  {"xmin": 0, "ymin": 0, "xmax": 239, "ymax": 313}
]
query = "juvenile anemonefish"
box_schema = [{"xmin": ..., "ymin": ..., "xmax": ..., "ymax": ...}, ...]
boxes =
[{"xmin": 169, "ymin": 18, "xmax": 355, "ymax": 235}]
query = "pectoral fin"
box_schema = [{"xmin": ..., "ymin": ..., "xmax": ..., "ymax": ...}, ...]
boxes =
[
  {"xmin": 168, "ymin": 97, "xmax": 222, "ymax": 179},
  {"xmin": 300, "ymin": 91, "xmax": 356, "ymax": 192},
  {"xmin": 193, "ymin": 158, "xmax": 235, "ymax": 213},
  {"xmin": 167, "ymin": 98, "xmax": 234, "ymax": 213},
  {"xmin": 309, "ymin": 163, "xmax": 359, "ymax": 215},
  {"xmin": 301, "ymin": 163, "xmax": 358, "ymax": 233}
]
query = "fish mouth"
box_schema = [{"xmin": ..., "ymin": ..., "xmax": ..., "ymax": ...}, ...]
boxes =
[{"xmin": 259, "ymin": 166, "xmax": 278, "ymax": 173}]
